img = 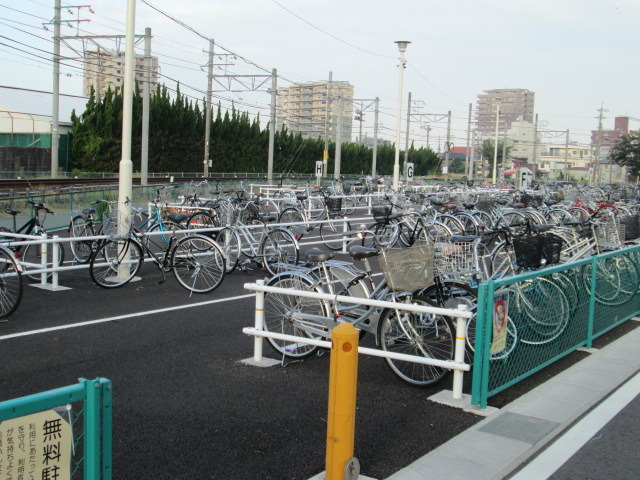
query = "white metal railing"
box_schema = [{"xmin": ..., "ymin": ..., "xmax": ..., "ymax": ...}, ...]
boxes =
[{"xmin": 243, "ymin": 280, "xmax": 472, "ymax": 399}]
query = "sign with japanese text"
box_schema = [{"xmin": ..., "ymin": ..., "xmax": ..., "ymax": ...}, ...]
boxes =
[
  {"xmin": 0, "ymin": 409, "xmax": 72, "ymax": 480},
  {"xmin": 490, "ymin": 290, "xmax": 510, "ymax": 355}
]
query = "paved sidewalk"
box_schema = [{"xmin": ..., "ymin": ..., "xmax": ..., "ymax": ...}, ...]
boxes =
[{"xmin": 385, "ymin": 323, "xmax": 640, "ymax": 480}]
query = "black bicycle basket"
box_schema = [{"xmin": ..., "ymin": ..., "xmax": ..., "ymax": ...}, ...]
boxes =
[
  {"xmin": 541, "ymin": 233, "xmax": 563, "ymax": 265},
  {"xmin": 372, "ymin": 206, "xmax": 392, "ymax": 224},
  {"xmin": 512, "ymin": 235, "xmax": 545, "ymax": 268},
  {"xmin": 326, "ymin": 197, "xmax": 342, "ymax": 213}
]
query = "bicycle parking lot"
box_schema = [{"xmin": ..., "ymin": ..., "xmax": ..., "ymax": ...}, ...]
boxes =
[{"xmin": 1, "ymin": 179, "xmax": 639, "ymax": 478}]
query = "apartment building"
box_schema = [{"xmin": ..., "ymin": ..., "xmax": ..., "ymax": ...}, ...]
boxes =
[
  {"xmin": 538, "ymin": 143, "xmax": 594, "ymax": 180},
  {"xmin": 476, "ymin": 88, "xmax": 535, "ymax": 137},
  {"xmin": 83, "ymin": 49, "xmax": 159, "ymax": 98},
  {"xmin": 277, "ymin": 81, "xmax": 354, "ymax": 141}
]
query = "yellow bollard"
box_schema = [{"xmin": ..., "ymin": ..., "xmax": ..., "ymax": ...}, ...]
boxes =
[{"xmin": 325, "ymin": 322, "xmax": 359, "ymax": 480}]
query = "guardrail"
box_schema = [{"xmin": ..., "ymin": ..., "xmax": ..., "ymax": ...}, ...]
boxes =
[
  {"xmin": 243, "ymin": 280, "xmax": 473, "ymax": 399},
  {"xmin": 471, "ymin": 243, "xmax": 640, "ymax": 409}
]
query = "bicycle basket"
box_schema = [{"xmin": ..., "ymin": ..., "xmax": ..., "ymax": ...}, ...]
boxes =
[
  {"xmin": 512, "ymin": 235, "xmax": 545, "ymax": 268},
  {"xmin": 379, "ymin": 242, "xmax": 434, "ymax": 292},
  {"xmin": 621, "ymin": 214, "xmax": 640, "ymax": 240},
  {"xmin": 235, "ymin": 202, "xmax": 260, "ymax": 224},
  {"xmin": 434, "ymin": 241, "xmax": 487, "ymax": 279},
  {"xmin": 541, "ymin": 233, "xmax": 563, "ymax": 266},
  {"xmin": 372, "ymin": 206, "xmax": 391, "ymax": 224},
  {"xmin": 595, "ymin": 221, "xmax": 624, "ymax": 250},
  {"xmin": 102, "ymin": 208, "xmax": 134, "ymax": 240},
  {"xmin": 326, "ymin": 197, "xmax": 342, "ymax": 213}
]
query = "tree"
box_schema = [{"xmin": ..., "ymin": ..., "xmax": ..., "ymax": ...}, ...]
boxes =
[{"xmin": 609, "ymin": 131, "xmax": 640, "ymax": 176}]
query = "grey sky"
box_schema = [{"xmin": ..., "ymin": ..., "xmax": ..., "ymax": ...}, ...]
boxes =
[{"xmin": 1, "ymin": 0, "xmax": 638, "ymax": 149}]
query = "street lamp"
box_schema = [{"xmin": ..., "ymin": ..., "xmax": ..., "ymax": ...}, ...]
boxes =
[{"xmin": 393, "ymin": 40, "xmax": 410, "ymax": 190}]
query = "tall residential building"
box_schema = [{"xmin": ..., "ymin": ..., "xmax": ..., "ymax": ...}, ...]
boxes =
[
  {"xmin": 83, "ymin": 49, "xmax": 159, "ymax": 98},
  {"xmin": 277, "ymin": 81, "xmax": 354, "ymax": 141},
  {"xmin": 476, "ymin": 89, "xmax": 535, "ymax": 137}
]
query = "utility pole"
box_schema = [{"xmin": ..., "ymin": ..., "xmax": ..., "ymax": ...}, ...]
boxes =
[
  {"xmin": 470, "ymin": 131, "xmax": 476, "ymax": 181},
  {"xmin": 465, "ymin": 103, "xmax": 472, "ymax": 179},
  {"xmin": 404, "ymin": 92, "xmax": 412, "ymax": 172},
  {"xmin": 141, "ymin": 27, "xmax": 151, "ymax": 186},
  {"xmin": 492, "ymin": 104, "xmax": 500, "ymax": 184},
  {"xmin": 564, "ymin": 129, "xmax": 569, "ymax": 180},
  {"xmin": 532, "ymin": 113, "xmax": 539, "ymax": 174},
  {"xmin": 51, "ymin": 0, "xmax": 61, "ymax": 178},
  {"xmin": 372, "ymin": 97, "xmax": 379, "ymax": 178},
  {"xmin": 323, "ymin": 72, "xmax": 332, "ymax": 177},
  {"xmin": 358, "ymin": 99, "xmax": 364, "ymax": 144},
  {"xmin": 501, "ymin": 129, "xmax": 508, "ymax": 179},
  {"xmin": 268, "ymin": 68, "xmax": 277, "ymax": 182},
  {"xmin": 204, "ymin": 39, "xmax": 214, "ymax": 178},
  {"xmin": 593, "ymin": 105, "xmax": 605, "ymax": 185},
  {"xmin": 444, "ymin": 110, "xmax": 451, "ymax": 180},
  {"xmin": 334, "ymin": 91, "xmax": 343, "ymax": 180}
]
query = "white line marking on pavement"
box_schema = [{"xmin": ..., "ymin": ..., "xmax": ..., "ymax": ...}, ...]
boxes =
[
  {"xmin": 510, "ymin": 371, "xmax": 640, "ymax": 480},
  {"xmin": 0, "ymin": 294, "xmax": 254, "ymax": 341}
]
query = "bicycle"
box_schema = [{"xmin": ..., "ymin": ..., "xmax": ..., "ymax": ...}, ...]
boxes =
[
  {"xmin": 214, "ymin": 200, "xmax": 299, "ymax": 275},
  {"xmin": 89, "ymin": 199, "xmax": 226, "ymax": 294},
  {"xmin": 0, "ymin": 201, "xmax": 65, "ymax": 281},
  {"xmin": 0, "ymin": 243, "xmax": 23, "ymax": 320},
  {"xmin": 262, "ymin": 241, "xmax": 458, "ymax": 386},
  {"xmin": 68, "ymin": 199, "xmax": 113, "ymax": 263}
]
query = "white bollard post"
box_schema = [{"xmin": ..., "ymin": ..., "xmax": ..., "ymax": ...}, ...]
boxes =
[
  {"xmin": 341, "ymin": 217, "xmax": 348, "ymax": 254},
  {"xmin": 40, "ymin": 233, "xmax": 48, "ymax": 285},
  {"xmin": 253, "ymin": 279, "xmax": 265, "ymax": 362},
  {"xmin": 51, "ymin": 235, "xmax": 60, "ymax": 289},
  {"xmin": 452, "ymin": 304, "xmax": 468, "ymax": 400}
]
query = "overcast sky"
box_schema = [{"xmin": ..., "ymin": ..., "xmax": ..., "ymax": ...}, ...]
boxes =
[{"xmin": 1, "ymin": 0, "xmax": 638, "ymax": 150}]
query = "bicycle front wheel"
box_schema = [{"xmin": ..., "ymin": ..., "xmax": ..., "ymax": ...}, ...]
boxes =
[
  {"xmin": 172, "ymin": 235, "xmax": 226, "ymax": 293},
  {"xmin": 263, "ymin": 273, "xmax": 328, "ymax": 358},
  {"xmin": 69, "ymin": 215, "xmax": 95, "ymax": 264},
  {"xmin": 89, "ymin": 239, "xmax": 142, "ymax": 288},
  {"xmin": 215, "ymin": 227, "xmax": 241, "ymax": 273},
  {"xmin": 0, "ymin": 246, "xmax": 22, "ymax": 319},
  {"xmin": 320, "ymin": 217, "xmax": 351, "ymax": 251},
  {"xmin": 259, "ymin": 228, "xmax": 299, "ymax": 275},
  {"xmin": 21, "ymin": 235, "xmax": 66, "ymax": 281},
  {"xmin": 377, "ymin": 295, "xmax": 455, "ymax": 386}
]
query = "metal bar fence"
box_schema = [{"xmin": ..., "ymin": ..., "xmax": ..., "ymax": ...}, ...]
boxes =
[
  {"xmin": 472, "ymin": 243, "xmax": 640, "ymax": 409},
  {"xmin": 0, "ymin": 377, "xmax": 112, "ymax": 480}
]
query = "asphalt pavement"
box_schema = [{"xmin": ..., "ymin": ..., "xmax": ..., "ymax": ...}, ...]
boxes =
[{"xmin": 1, "ymin": 236, "xmax": 638, "ymax": 480}]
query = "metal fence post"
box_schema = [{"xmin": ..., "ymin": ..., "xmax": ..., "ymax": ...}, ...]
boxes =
[
  {"xmin": 51, "ymin": 235, "xmax": 59, "ymax": 289},
  {"xmin": 254, "ymin": 279, "xmax": 265, "ymax": 362},
  {"xmin": 40, "ymin": 232, "xmax": 48, "ymax": 285},
  {"xmin": 452, "ymin": 304, "xmax": 468, "ymax": 400},
  {"xmin": 83, "ymin": 378, "xmax": 101, "ymax": 480},
  {"xmin": 587, "ymin": 256, "xmax": 598, "ymax": 349}
]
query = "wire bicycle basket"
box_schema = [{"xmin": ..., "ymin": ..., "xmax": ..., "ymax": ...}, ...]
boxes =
[
  {"xmin": 102, "ymin": 206, "xmax": 134, "ymax": 240},
  {"xmin": 379, "ymin": 241, "xmax": 434, "ymax": 292},
  {"xmin": 325, "ymin": 197, "xmax": 342, "ymax": 214},
  {"xmin": 433, "ymin": 240, "xmax": 489, "ymax": 281}
]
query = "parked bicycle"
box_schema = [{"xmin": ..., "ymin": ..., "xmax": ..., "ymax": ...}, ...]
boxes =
[
  {"xmin": 89, "ymin": 199, "xmax": 226, "ymax": 294},
  {"xmin": 0, "ymin": 201, "xmax": 65, "ymax": 281}
]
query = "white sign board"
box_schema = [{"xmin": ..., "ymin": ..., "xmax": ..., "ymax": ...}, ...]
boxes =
[
  {"xmin": 315, "ymin": 161, "xmax": 323, "ymax": 178},
  {"xmin": 406, "ymin": 163, "xmax": 414, "ymax": 182},
  {"xmin": 0, "ymin": 409, "xmax": 72, "ymax": 480}
]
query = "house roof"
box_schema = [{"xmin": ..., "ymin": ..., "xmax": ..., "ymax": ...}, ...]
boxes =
[{"xmin": 0, "ymin": 86, "xmax": 88, "ymax": 125}]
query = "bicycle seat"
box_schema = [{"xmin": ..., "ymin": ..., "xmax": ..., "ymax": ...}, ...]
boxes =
[
  {"xmin": 295, "ymin": 194, "xmax": 308, "ymax": 201},
  {"xmin": 210, "ymin": 190, "xmax": 220, "ymax": 196},
  {"xmin": 531, "ymin": 224, "xmax": 554, "ymax": 233},
  {"xmin": 509, "ymin": 203, "xmax": 525, "ymax": 208},
  {"xmin": 167, "ymin": 213, "xmax": 188, "ymax": 223},
  {"xmin": 82, "ymin": 207, "xmax": 96, "ymax": 216},
  {"xmin": 429, "ymin": 198, "xmax": 444, "ymax": 207},
  {"xmin": 347, "ymin": 245, "xmax": 379, "ymax": 260},
  {"xmin": 463, "ymin": 203, "xmax": 476, "ymax": 209},
  {"xmin": 450, "ymin": 235, "xmax": 479, "ymax": 243},
  {"xmin": 4, "ymin": 208, "xmax": 20, "ymax": 216},
  {"xmin": 444, "ymin": 203, "xmax": 458, "ymax": 210},
  {"xmin": 305, "ymin": 248, "xmax": 334, "ymax": 263},
  {"xmin": 543, "ymin": 200, "xmax": 557, "ymax": 207},
  {"xmin": 496, "ymin": 199, "xmax": 508, "ymax": 205},
  {"xmin": 259, "ymin": 215, "xmax": 276, "ymax": 223}
]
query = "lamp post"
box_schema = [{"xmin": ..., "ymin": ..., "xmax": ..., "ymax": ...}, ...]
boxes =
[{"xmin": 393, "ymin": 40, "xmax": 410, "ymax": 191}]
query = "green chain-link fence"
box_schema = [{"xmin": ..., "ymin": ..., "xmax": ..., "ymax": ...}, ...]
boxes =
[{"xmin": 472, "ymin": 244, "xmax": 640, "ymax": 408}]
